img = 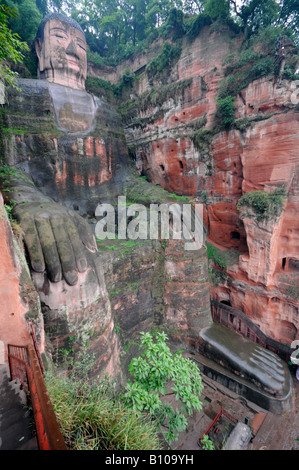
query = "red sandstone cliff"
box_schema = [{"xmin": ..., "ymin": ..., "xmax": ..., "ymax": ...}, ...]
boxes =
[
  {"xmin": 0, "ymin": 193, "xmax": 44, "ymax": 361},
  {"xmin": 111, "ymin": 26, "xmax": 299, "ymax": 346}
]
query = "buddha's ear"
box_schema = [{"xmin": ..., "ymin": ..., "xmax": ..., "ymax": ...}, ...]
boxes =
[
  {"xmin": 35, "ymin": 38, "xmax": 42, "ymax": 61},
  {"xmin": 35, "ymin": 38, "xmax": 45, "ymax": 73}
]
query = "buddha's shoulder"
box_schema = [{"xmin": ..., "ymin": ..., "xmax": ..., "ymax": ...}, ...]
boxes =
[{"xmin": 5, "ymin": 79, "xmax": 53, "ymax": 116}]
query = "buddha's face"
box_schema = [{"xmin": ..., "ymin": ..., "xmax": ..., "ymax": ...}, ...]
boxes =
[{"xmin": 35, "ymin": 19, "xmax": 87, "ymax": 90}]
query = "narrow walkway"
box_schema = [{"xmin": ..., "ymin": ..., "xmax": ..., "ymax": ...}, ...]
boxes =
[
  {"xmin": 250, "ymin": 378, "xmax": 299, "ymax": 450},
  {"xmin": 0, "ymin": 364, "xmax": 38, "ymax": 450}
]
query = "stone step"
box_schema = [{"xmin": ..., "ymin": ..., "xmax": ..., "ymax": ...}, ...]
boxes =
[
  {"xmin": 0, "ymin": 363, "xmax": 38, "ymax": 450},
  {"xmin": 17, "ymin": 437, "xmax": 38, "ymax": 451}
]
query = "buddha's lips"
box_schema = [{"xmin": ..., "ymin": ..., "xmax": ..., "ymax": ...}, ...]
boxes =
[{"xmin": 67, "ymin": 58, "xmax": 78, "ymax": 66}]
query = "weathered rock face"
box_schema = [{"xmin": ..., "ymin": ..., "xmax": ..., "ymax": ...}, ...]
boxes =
[
  {"xmin": 0, "ymin": 193, "xmax": 44, "ymax": 361},
  {"xmin": 97, "ymin": 237, "xmax": 211, "ymax": 376},
  {"xmin": 118, "ymin": 26, "xmax": 299, "ymax": 346},
  {"xmin": 163, "ymin": 239, "xmax": 211, "ymax": 348}
]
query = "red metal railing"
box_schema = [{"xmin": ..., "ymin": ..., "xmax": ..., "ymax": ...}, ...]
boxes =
[
  {"xmin": 199, "ymin": 407, "xmax": 238, "ymax": 444},
  {"xmin": 29, "ymin": 323, "xmax": 45, "ymax": 376},
  {"xmin": 7, "ymin": 342, "xmax": 66, "ymax": 450}
]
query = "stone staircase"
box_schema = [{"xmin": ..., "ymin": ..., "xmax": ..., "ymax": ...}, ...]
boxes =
[{"xmin": 0, "ymin": 363, "xmax": 38, "ymax": 450}]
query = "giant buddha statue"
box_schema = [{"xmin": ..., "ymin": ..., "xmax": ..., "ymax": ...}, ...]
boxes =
[
  {"xmin": 5, "ymin": 13, "xmax": 126, "ymax": 287},
  {"xmin": 0, "ymin": 13, "xmax": 131, "ymax": 378}
]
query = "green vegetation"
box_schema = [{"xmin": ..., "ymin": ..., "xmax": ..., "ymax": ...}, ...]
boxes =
[
  {"xmin": 207, "ymin": 242, "xmax": 240, "ymax": 269},
  {"xmin": 216, "ymin": 95, "xmax": 235, "ymax": 129},
  {"xmin": 108, "ymin": 280, "xmax": 141, "ymax": 298},
  {"xmin": 218, "ymin": 55, "xmax": 276, "ymax": 101},
  {"xmin": 2, "ymin": 0, "xmax": 41, "ymax": 43},
  {"xmin": 233, "ymin": 112, "xmax": 275, "ymax": 132},
  {"xmin": 215, "ymin": 28, "xmax": 279, "ymax": 129},
  {"xmin": 200, "ymin": 433, "xmax": 215, "ymax": 450},
  {"xmin": 146, "ymin": 41, "xmax": 181, "ymax": 82},
  {"xmin": 183, "ymin": 13, "xmax": 212, "ymax": 41},
  {"xmin": 0, "ymin": 4, "xmax": 29, "ymax": 88},
  {"xmin": 124, "ymin": 173, "xmax": 190, "ymax": 206},
  {"xmin": 45, "ymin": 346, "xmax": 161, "ymax": 450},
  {"xmin": 119, "ymin": 77, "xmax": 193, "ymax": 125},
  {"xmin": 208, "ymin": 266, "xmax": 228, "ymax": 286},
  {"xmin": 124, "ymin": 331, "xmax": 203, "ymax": 445},
  {"xmin": 3, "ymin": 201, "xmax": 15, "ymax": 220},
  {"xmin": 237, "ymin": 187, "xmax": 287, "ymax": 221},
  {"xmin": 207, "ymin": 242, "xmax": 241, "ymax": 286},
  {"xmin": 0, "ymin": 163, "xmax": 19, "ymax": 178},
  {"xmin": 86, "ymin": 67, "xmax": 135, "ymax": 101},
  {"xmin": 96, "ymin": 237, "xmax": 150, "ymax": 257},
  {"xmin": 207, "ymin": 242, "xmax": 228, "ymax": 269},
  {"xmin": 214, "ymin": 18, "xmax": 298, "ymax": 129},
  {"xmin": 45, "ymin": 331, "xmax": 205, "ymax": 449},
  {"xmin": 2, "ymin": 0, "xmax": 298, "ymax": 80}
]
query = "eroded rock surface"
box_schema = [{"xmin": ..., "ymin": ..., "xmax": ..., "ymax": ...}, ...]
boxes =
[{"xmin": 118, "ymin": 26, "xmax": 299, "ymax": 346}]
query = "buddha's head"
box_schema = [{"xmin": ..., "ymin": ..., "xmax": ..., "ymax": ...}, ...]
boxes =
[{"xmin": 35, "ymin": 13, "xmax": 87, "ymax": 90}]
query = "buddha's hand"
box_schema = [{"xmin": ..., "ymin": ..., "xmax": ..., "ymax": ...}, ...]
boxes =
[{"xmin": 13, "ymin": 201, "xmax": 97, "ymax": 286}]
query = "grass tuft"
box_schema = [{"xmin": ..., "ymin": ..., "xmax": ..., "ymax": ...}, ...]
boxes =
[{"xmin": 45, "ymin": 371, "xmax": 161, "ymax": 450}]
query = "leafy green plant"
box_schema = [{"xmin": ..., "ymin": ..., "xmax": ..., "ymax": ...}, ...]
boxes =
[
  {"xmin": 184, "ymin": 13, "xmax": 212, "ymax": 41},
  {"xmin": 0, "ymin": 4, "xmax": 29, "ymax": 88},
  {"xmin": 146, "ymin": 42, "xmax": 181, "ymax": 82},
  {"xmin": 204, "ymin": 0, "xmax": 230, "ymax": 21},
  {"xmin": 113, "ymin": 67, "xmax": 135, "ymax": 96},
  {"xmin": 237, "ymin": 187, "xmax": 287, "ymax": 221},
  {"xmin": 87, "ymin": 50, "xmax": 106, "ymax": 67},
  {"xmin": 86, "ymin": 67, "xmax": 134, "ymax": 100},
  {"xmin": 4, "ymin": 202, "xmax": 15, "ymax": 220},
  {"xmin": 200, "ymin": 433, "xmax": 215, "ymax": 450},
  {"xmin": 0, "ymin": 163, "xmax": 18, "ymax": 178},
  {"xmin": 123, "ymin": 331, "xmax": 203, "ymax": 446},
  {"xmin": 207, "ymin": 242, "xmax": 228, "ymax": 269},
  {"xmin": 218, "ymin": 55, "xmax": 275, "ymax": 102},
  {"xmin": 216, "ymin": 95, "xmax": 235, "ymax": 128}
]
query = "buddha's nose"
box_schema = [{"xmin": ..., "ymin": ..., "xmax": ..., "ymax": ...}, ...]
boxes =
[{"xmin": 66, "ymin": 40, "xmax": 79, "ymax": 58}]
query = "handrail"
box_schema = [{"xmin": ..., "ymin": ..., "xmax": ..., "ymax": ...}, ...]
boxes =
[
  {"xmin": 211, "ymin": 299, "xmax": 292, "ymax": 362},
  {"xmin": 7, "ymin": 343, "xmax": 67, "ymax": 450},
  {"xmin": 29, "ymin": 323, "xmax": 45, "ymax": 376},
  {"xmin": 199, "ymin": 407, "xmax": 238, "ymax": 443}
]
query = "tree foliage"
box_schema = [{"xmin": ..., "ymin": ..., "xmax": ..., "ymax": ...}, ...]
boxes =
[
  {"xmin": 1, "ymin": 0, "xmax": 298, "ymax": 69},
  {"xmin": 123, "ymin": 331, "xmax": 203, "ymax": 445},
  {"xmin": 0, "ymin": 4, "xmax": 29, "ymax": 87},
  {"xmin": 1, "ymin": 0, "xmax": 42, "ymax": 42}
]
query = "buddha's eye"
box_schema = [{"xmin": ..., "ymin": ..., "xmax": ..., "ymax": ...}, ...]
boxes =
[{"xmin": 76, "ymin": 39, "xmax": 86, "ymax": 52}]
